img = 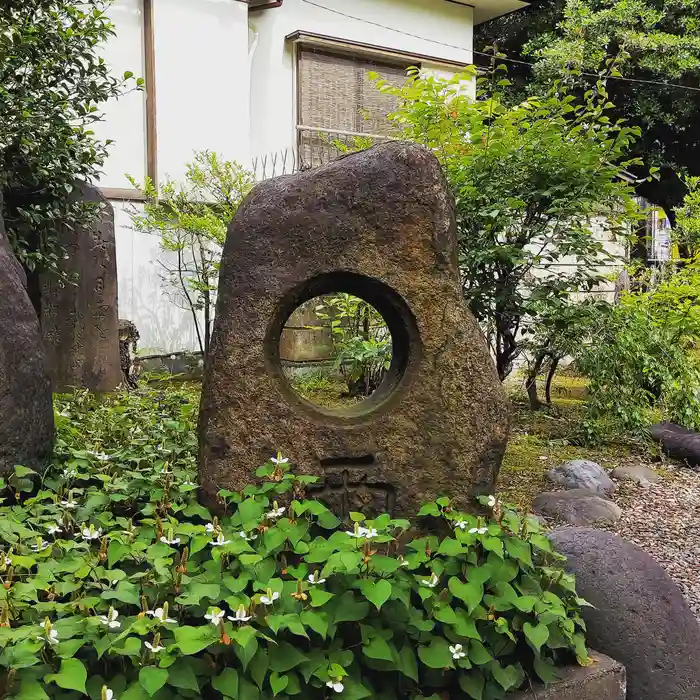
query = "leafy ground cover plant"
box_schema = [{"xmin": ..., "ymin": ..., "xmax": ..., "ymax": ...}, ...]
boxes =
[{"xmin": 0, "ymin": 387, "xmax": 588, "ymax": 700}]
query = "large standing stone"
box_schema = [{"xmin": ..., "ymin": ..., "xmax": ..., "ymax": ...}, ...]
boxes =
[
  {"xmin": 41, "ymin": 182, "xmax": 120, "ymax": 392},
  {"xmin": 0, "ymin": 192, "xmax": 54, "ymax": 473},
  {"xmin": 550, "ymin": 527, "xmax": 700, "ymax": 700},
  {"xmin": 198, "ymin": 142, "xmax": 509, "ymax": 517},
  {"xmin": 650, "ymin": 422, "xmax": 700, "ymax": 468}
]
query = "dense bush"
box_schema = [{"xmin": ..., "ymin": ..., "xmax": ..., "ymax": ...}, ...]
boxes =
[{"xmin": 0, "ymin": 387, "xmax": 588, "ymax": 700}]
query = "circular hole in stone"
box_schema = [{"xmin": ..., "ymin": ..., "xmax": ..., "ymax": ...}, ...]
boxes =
[
  {"xmin": 280, "ymin": 293, "xmax": 393, "ymax": 411},
  {"xmin": 265, "ymin": 272, "xmax": 420, "ymax": 420}
]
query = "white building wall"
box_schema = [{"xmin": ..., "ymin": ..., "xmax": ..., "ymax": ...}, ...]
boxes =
[
  {"xmin": 248, "ymin": 0, "xmax": 474, "ymax": 159},
  {"xmin": 96, "ymin": 0, "xmax": 250, "ymax": 353}
]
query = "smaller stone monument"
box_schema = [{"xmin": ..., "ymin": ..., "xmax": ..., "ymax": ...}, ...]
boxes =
[
  {"xmin": 198, "ymin": 142, "xmax": 510, "ymax": 517},
  {"xmin": 41, "ymin": 182, "xmax": 121, "ymax": 392},
  {"xmin": 0, "ymin": 193, "xmax": 54, "ymax": 474}
]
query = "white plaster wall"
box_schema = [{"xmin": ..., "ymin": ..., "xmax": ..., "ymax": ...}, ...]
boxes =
[
  {"xmin": 153, "ymin": 0, "xmax": 251, "ymax": 183},
  {"xmin": 249, "ymin": 0, "xmax": 474, "ymax": 159},
  {"xmin": 93, "ymin": 0, "xmax": 147, "ymax": 189}
]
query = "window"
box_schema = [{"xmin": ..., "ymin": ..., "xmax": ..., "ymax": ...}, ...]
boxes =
[{"xmin": 296, "ymin": 48, "xmax": 410, "ymax": 168}]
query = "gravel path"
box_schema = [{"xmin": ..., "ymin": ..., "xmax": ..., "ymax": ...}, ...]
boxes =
[{"xmin": 605, "ymin": 462, "xmax": 700, "ymax": 620}]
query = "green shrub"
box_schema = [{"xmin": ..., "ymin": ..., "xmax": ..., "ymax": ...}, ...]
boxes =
[{"xmin": 0, "ymin": 388, "xmax": 587, "ymax": 700}]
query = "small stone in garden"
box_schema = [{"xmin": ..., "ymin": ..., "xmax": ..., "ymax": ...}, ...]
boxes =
[
  {"xmin": 533, "ymin": 489, "xmax": 622, "ymax": 526},
  {"xmin": 550, "ymin": 527, "xmax": 700, "ymax": 700},
  {"xmin": 548, "ymin": 459, "xmax": 616, "ymax": 496},
  {"xmin": 611, "ymin": 464, "xmax": 661, "ymax": 486},
  {"xmin": 0, "ymin": 192, "xmax": 54, "ymax": 474}
]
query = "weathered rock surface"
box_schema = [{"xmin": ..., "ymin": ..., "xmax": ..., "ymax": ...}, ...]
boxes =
[
  {"xmin": 611, "ymin": 464, "xmax": 661, "ymax": 485},
  {"xmin": 40, "ymin": 182, "xmax": 120, "ymax": 392},
  {"xmin": 548, "ymin": 459, "xmax": 616, "ymax": 496},
  {"xmin": 650, "ymin": 422, "xmax": 700, "ymax": 468},
  {"xmin": 198, "ymin": 141, "xmax": 510, "ymax": 517},
  {"xmin": 510, "ymin": 651, "xmax": 626, "ymax": 700},
  {"xmin": 533, "ymin": 489, "xmax": 622, "ymax": 526},
  {"xmin": 0, "ymin": 192, "xmax": 54, "ymax": 473},
  {"xmin": 550, "ymin": 527, "xmax": 700, "ymax": 700}
]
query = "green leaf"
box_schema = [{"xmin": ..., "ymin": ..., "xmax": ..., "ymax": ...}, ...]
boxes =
[
  {"xmin": 174, "ymin": 625, "xmax": 220, "ymax": 654},
  {"xmin": 249, "ymin": 649, "xmax": 269, "ymax": 690},
  {"xmin": 533, "ymin": 655, "xmax": 563, "ymax": 685},
  {"xmin": 363, "ymin": 636, "xmax": 393, "ymax": 662},
  {"xmin": 212, "ymin": 668, "xmax": 239, "ymax": 698},
  {"xmin": 139, "ymin": 667, "xmax": 168, "ymax": 697},
  {"xmin": 459, "ymin": 671, "xmax": 485, "ymax": 700},
  {"xmin": 269, "ymin": 672, "xmax": 288, "ymax": 697},
  {"xmin": 523, "ymin": 621, "xmax": 549, "ymax": 653},
  {"xmin": 333, "ymin": 591, "xmax": 369, "ymax": 622},
  {"xmin": 490, "ymin": 661, "xmax": 523, "ymax": 691},
  {"xmin": 121, "ymin": 683, "xmax": 150, "ymax": 700},
  {"xmin": 397, "ymin": 644, "xmax": 419, "ymax": 682},
  {"xmin": 167, "ymin": 660, "xmax": 199, "ymax": 691},
  {"xmin": 358, "ymin": 579, "xmax": 392, "ymax": 610},
  {"xmin": 437, "ymin": 538, "xmax": 465, "ymax": 556},
  {"xmin": 505, "ymin": 538, "xmax": 533, "ymax": 567},
  {"xmin": 13, "ymin": 679, "xmax": 49, "ymax": 700},
  {"xmin": 175, "ymin": 583, "xmax": 221, "ymax": 605},
  {"xmin": 300, "ymin": 610, "xmax": 328, "ymax": 639},
  {"xmin": 448, "ymin": 577, "xmax": 483, "ymax": 614},
  {"xmin": 468, "ymin": 640, "xmax": 492, "ymax": 665},
  {"xmin": 309, "ymin": 588, "xmax": 334, "ymax": 607},
  {"xmin": 418, "ymin": 637, "xmax": 453, "ymax": 669},
  {"xmin": 45, "ymin": 658, "xmax": 87, "ymax": 694},
  {"xmin": 269, "ymin": 642, "xmax": 307, "ymax": 673},
  {"xmin": 107, "ymin": 540, "xmax": 129, "ymax": 568}
]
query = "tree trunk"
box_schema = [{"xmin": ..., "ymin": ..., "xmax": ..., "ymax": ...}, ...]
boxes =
[
  {"xmin": 545, "ymin": 357, "xmax": 559, "ymax": 405},
  {"xmin": 525, "ymin": 351, "xmax": 547, "ymax": 410}
]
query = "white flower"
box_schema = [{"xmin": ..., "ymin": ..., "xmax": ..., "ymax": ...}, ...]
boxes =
[
  {"xmin": 31, "ymin": 540, "xmax": 50, "ymax": 552},
  {"xmin": 271, "ymin": 455, "xmax": 289, "ymax": 465},
  {"xmin": 204, "ymin": 607, "xmax": 226, "ymax": 626},
  {"xmin": 60, "ymin": 499, "xmax": 78, "ymax": 509},
  {"xmin": 38, "ymin": 620, "xmax": 59, "ymax": 644},
  {"xmin": 487, "ymin": 495, "xmax": 497, "ymax": 508},
  {"xmin": 160, "ymin": 536, "xmax": 180, "ymax": 546},
  {"xmin": 210, "ymin": 532, "xmax": 231, "ymax": 547},
  {"xmin": 159, "ymin": 465, "xmax": 171, "ymax": 474},
  {"xmin": 421, "ymin": 573, "xmax": 439, "ymax": 588},
  {"xmin": 469, "ymin": 527, "xmax": 488, "ymax": 535},
  {"xmin": 81, "ymin": 526, "xmax": 102, "ymax": 541},
  {"xmin": 104, "ymin": 688, "xmax": 114, "ymax": 700},
  {"xmin": 397, "ymin": 557, "xmax": 409, "ymax": 568},
  {"xmin": 47, "ymin": 524, "xmax": 62, "ymax": 536},
  {"xmin": 454, "ymin": 520, "xmax": 467, "ymax": 530},
  {"xmin": 266, "ymin": 506, "xmax": 286, "ymax": 519},
  {"xmin": 99, "ymin": 608, "xmax": 121, "ymax": 629},
  {"xmin": 346, "ymin": 526, "xmax": 378, "ymax": 539},
  {"xmin": 239, "ymin": 531, "xmax": 257, "ymax": 541},
  {"xmin": 308, "ymin": 572, "xmax": 326, "ymax": 585},
  {"xmin": 147, "ymin": 607, "xmax": 176, "ymax": 624},
  {"xmin": 326, "ymin": 681, "xmax": 344, "ymax": 693},
  {"xmin": 47, "ymin": 629, "xmax": 59, "ymax": 644},
  {"xmin": 145, "ymin": 640, "xmax": 165, "ymax": 653},
  {"xmin": 88, "ymin": 451, "xmax": 110, "ymax": 462},
  {"xmin": 62, "ymin": 468, "xmax": 77, "ymax": 479},
  {"xmin": 205, "ymin": 523, "xmax": 216, "ymax": 533},
  {"xmin": 182, "ymin": 481, "xmax": 196, "ymax": 487},
  {"xmin": 450, "ymin": 643, "xmax": 466, "ymax": 660},
  {"xmin": 228, "ymin": 605, "xmax": 252, "ymax": 623},
  {"xmin": 259, "ymin": 591, "xmax": 280, "ymax": 605}
]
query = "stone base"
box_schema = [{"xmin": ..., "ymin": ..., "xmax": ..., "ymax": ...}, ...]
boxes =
[{"xmin": 510, "ymin": 652, "xmax": 625, "ymax": 700}]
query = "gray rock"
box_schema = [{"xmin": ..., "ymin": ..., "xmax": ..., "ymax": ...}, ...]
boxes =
[
  {"xmin": 509, "ymin": 651, "xmax": 625, "ymax": 700},
  {"xmin": 550, "ymin": 527, "xmax": 700, "ymax": 700},
  {"xmin": 650, "ymin": 422, "xmax": 700, "ymax": 468},
  {"xmin": 611, "ymin": 464, "xmax": 661, "ymax": 485},
  {"xmin": 548, "ymin": 459, "xmax": 616, "ymax": 496},
  {"xmin": 0, "ymin": 191, "xmax": 54, "ymax": 474},
  {"xmin": 533, "ymin": 489, "xmax": 622, "ymax": 526}
]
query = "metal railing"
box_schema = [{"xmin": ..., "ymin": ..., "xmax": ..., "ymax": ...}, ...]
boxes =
[{"xmin": 251, "ymin": 125, "xmax": 394, "ymax": 181}]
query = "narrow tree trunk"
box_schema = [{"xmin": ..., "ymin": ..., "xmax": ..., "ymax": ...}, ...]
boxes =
[
  {"xmin": 545, "ymin": 357, "xmax": 559, "ymax": 405},
  {"xmin": 525, "ymin": 351, "xmax": 547, "ymax": 410}
]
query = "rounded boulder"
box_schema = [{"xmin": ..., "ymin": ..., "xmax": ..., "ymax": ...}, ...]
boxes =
[{"xmin": 549, "ymin": 527, "xmax": 700, "ymax": 700}]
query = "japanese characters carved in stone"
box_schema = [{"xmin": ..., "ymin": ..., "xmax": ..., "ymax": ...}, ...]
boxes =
[
  {"xmin": 0, "ymin": 192, "xmax": 54, "ymax": 474},
  {"xmin": 198, "ymin": 142, "xmax": 510, "ymax": 518},
  {"xmin": 41, "ymin": 183, "xmax": 121, "ymax": 392}
]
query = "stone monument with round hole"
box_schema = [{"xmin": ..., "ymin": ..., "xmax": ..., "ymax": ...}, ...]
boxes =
[{"xmin": 198, "ymin": 141, "xmax": 509, "ymax": 518}]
